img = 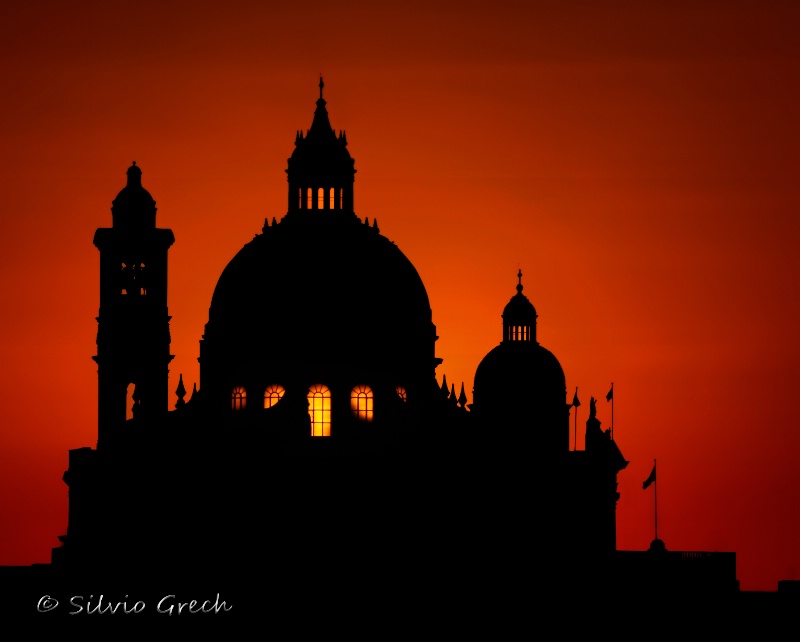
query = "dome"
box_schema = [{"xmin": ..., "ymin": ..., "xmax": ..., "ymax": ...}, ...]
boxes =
[
  {"xmin": 503, "ymin": 287, "xmax": 536, "ymax": 326},
  {"xmin": 474, "ymin": 341, "xmax": 566, "ymax": 402},
  {"xmin": 198, "ymin": 81, "xmax": 438, "ymax": 418},
  {"xmin": 111, "ymin": 162, "xmax": 156, "ymax": 229},
  {"xmin": 471, "ymin": 273, "xmax": 569, "ymax": 452},
  {"xmin": 205, "ymin": 215, "xmax": 433, "ymax": 365}
]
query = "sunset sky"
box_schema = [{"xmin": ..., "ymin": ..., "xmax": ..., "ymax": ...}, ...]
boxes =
[{"xmin": 1, "ymin": 1, "xmax": 799, "ymax": 591}]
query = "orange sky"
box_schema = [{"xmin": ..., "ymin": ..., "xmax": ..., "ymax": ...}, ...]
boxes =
[{"xmin": 1, "ymin": 1, "xmax": 799, "ymax": 591}]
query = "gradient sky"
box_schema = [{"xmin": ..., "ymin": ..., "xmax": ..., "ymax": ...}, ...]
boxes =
[{"xmin": 1, "ymin": 1, "xmax": 799, "ymax": 591}]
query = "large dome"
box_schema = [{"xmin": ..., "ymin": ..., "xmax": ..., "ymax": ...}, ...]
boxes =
[
  {"xmin": 204, "ymin": 213, "xmax": 434, "ymax": 372},
  {"xmin": 197, "ymin": 81, "xmax": 439, "ymax": 420}
]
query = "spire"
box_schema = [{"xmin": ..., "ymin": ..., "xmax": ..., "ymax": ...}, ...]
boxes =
[
  {"xmin": 175, "ymin": 374, "xmax": 186, "ymax": 409},
  {"xmin": 308, "ymin": 77, "xmax": 334, "ymax": 141},
  {"xmin": 458, "ymin": 383, "xmax": 468, "ymax": 408},
  {"xmin": 517, "ymin": 268, "xmax": 523, "ymax": 293}
]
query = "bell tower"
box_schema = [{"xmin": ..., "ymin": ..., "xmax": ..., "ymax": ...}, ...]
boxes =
[{"xmin": 93, "ymin": 162, "xmax": 175, "ymax": 449}]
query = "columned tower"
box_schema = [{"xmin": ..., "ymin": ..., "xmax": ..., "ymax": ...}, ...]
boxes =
[{"xmin": 93, "ymin": 162, "xmax": 174, "ymax": 449}]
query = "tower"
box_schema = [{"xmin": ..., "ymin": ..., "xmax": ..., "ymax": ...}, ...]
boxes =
[{"xmin": 92, "ymin": 162, "xmax": 174, "ymax": 449}]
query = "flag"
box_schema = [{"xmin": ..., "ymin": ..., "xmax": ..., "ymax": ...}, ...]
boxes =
[
  {"xmin": 642, "ymin": 463, "xmax": 656, "ymax": 490},
  {"xmin": 572, "ymin": 388, "xmax": 580, "ymax": 407},
  {"xmin": 606, "ymin": 385, "xmax": 613, "ymax": 402}
]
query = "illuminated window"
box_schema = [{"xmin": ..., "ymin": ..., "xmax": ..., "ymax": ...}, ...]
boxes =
[
  {"xmin": 231, "ymin": 386, "xmax": 246, "ymax": 411},
  {"xmin": 329, "ymin": 187, "xmax": 336, "ymax": 209},
  {"xmin": 298, "ymin": 188, "xmax": 303, "ymax": 209},
  {"xmin": 306, "ymin": 187, "xmax": 312, "ymax": 209},
  {"xmin": 308, "ymin": 384, "xmax": 331, "ymax": 436},
  {"xmin": 317, "ymin": 187, "xmax": 324, "ymax": 209},
  {"xmin": 264, "ymin": 384, "xmax": 286, "ymax": 409},
  {"xmin": 396, "ymin": 386, "xmax": 407, "ymax": 403},
  {"xmin": 350, "ymin": 385, "xmax": 374, "ymax": 422}
]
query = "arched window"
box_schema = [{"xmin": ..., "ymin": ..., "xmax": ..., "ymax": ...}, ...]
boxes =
[
  {"xmin": 308, "ymin": 384, "xmax": 331, "ymax": 436},
  {"xmin": 395, "ymin": 386, "xmax": 407, "ymax": 403},
  {"xmin": 231, "ymin": 386, "xmax": 246, "ymax": 411},
  {"xmin": 306, "ymin": 187, "xmax": 313, "ymax": 210},
  {"xmin": 329, "ymin": 187, "xmax": 336, "ymax": 209},
  {"xmin": 317, "ymin": 187, "xmax": 324, "ymax": 209},
  {"xmin": 264, "ymin": 384, "xmax": 285, "ymax": 409},
  {"xmin": 350, "ymin": 385, "xmax": 374, "ymax": 422}
]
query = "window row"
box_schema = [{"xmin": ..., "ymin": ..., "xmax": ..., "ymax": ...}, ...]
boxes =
[
  {"xmin": 506, "ymin": 325, "xmax": 532, "ymax": 341},
  {"xmin": 297, "ymin": 187, "xmax": 344, "ymax": 210},
  {"xmin": 230, "ymin": 384, "xmax": 407, "ymax": 437}
]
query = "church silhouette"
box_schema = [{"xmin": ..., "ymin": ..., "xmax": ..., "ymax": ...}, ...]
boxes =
[
  {"xmin": 7, "ymin": 80, "xmax": 778, "ymax": 622},
  {"xmin": 54, "ymin": 78, "xmax": 626, "ymax": 579}
]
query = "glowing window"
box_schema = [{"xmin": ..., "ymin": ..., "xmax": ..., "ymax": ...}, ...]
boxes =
[
  {"xmin": 308, "ymin": 384, "xmax": 331, "ymax": 436},
  {"xmin": 317, "ymin": 187, "xmax": 324, "ymax": 209},
  {"xmin": 329, "ymin": 187, "xmax": 335, "ymax": 209},
  {"xmin": 350, "ymin": 385, "xmax": 374, "ymax": 422},
  {"xmin": 396, "ymin": 386, "xmax": 407, "ymax": 403},
  {"xmin": 264, "ymin": 384, "xmax": 286, "ymax": 409},
  {"xmin": 231, "ymin": 386, "xmax": 246, "ymax": 411},
  {"xmin": 306, "ymin": 187, "xmax": 312, "ymax": 209}
]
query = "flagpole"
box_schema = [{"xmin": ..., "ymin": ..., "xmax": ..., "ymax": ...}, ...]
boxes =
[
  {"xmin": 654, "ymin": 458, "xmax": 658, "ymax": 541},
  {"xmin": 610, "ymin": 382, "xmax": 614, "ymax": 441}
]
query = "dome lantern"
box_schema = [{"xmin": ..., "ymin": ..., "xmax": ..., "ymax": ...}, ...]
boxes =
[
  {"xmin": 502, "ymin": 270, "xmax": 537, "ymax": 343},
  {"xmin": 286, "ymin": 77, "xmax": 356, "ymax": 216}
]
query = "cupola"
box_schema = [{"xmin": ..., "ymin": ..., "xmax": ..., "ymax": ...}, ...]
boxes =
[
  {"xmin": 286, "ymin": 77, "xmax": 356, "ymax": 215},
  {"xmin": 502, "ymin": 270, "xmax": 537, "ymax": 343}
]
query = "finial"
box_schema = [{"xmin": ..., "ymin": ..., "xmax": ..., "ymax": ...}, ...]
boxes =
[
  {"xmin": 319, "ymin": 76, "xmax": 324, "ymax": 99},
  {"xmin": 458, "ymin": 383, "xmax": 468, "ymax": 408},
  {"xmin": 175, "ymin": 374, "xmax": 186, "ymax": 409},
  {"xmin": 132, "ymin": 160, "xmax": 137, "ymax": 166},
  {"xmin": 516, "ymin": 269, "xmax": 523, "ymax": 293}
]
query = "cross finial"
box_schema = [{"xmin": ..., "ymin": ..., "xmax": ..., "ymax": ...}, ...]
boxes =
[{"xmin": 319, "ymin": 76, "xmax": 324, "ymax": 99}]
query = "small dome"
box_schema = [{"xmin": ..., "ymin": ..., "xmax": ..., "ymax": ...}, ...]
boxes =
[
  {"xmin": 111, "ymin": 162, "xmax": 156, "ymax": 229},
  {"xmin": 502, "ymin": 269, "xmax": 537, "ymax": 328},
  {"xmin": 472, "ymin": 271, "xmax": 568, "ymax": 452},
  {"xmin": 474, "ymin": 341, "xmax": 566, "ymax": 403}
]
